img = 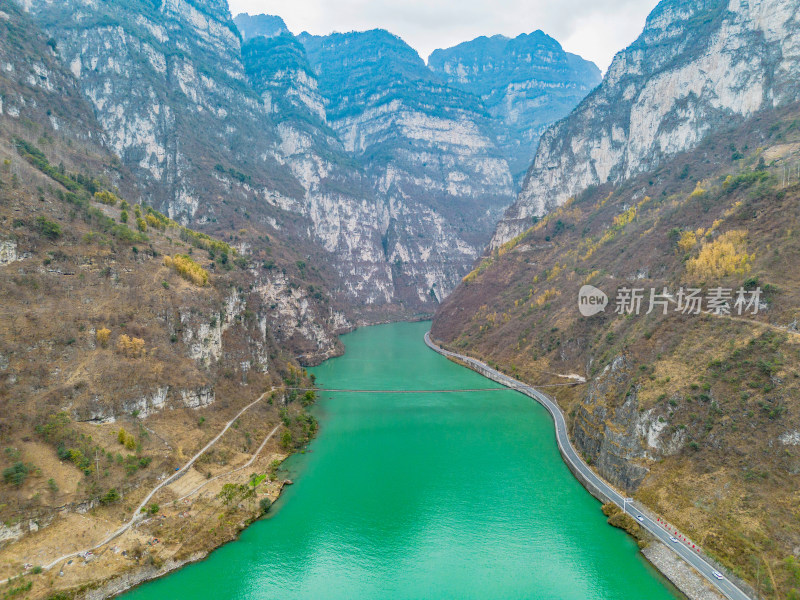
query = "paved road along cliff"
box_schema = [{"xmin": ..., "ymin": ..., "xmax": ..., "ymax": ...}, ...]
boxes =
[{"xmin": 424, "ymin": 332, "xmax": 753, "ymax": 600}]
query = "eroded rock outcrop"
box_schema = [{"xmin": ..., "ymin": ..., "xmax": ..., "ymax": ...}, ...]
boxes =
[
  {"xmin": 0, "ymin": 240, "xmax": 18, "ymax": 265},
  {"xmin": 573, "ymin": 357, "xmax": 655, "ymax": 492}
]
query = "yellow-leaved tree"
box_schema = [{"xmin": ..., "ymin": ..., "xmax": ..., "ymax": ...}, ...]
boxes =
[
  {"xmin": 117, "ymin": 428, "xmax": 136, "ymax": 450},
  {"xmin": 686, "ymin": 230, "xmax": 753, "ymax": 280},
  {"xmin": 163, "ymin": 254, "xmax": 209, "ymax": 286},
  {"xmin": 116, "ymin": 334, "xmax": 146, "ymax": 358},
  {"xmin": 96, "ymin": 327, "xmax": 111, "ymax": 348},
  {"xmin": 93, "ymin": 190, "xmax": 120, "ymax": 206}
]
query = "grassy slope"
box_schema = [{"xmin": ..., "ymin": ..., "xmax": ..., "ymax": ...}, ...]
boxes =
[{"xmin": 433, "ymin": 104, "xmax": 800, "ymax": 598}]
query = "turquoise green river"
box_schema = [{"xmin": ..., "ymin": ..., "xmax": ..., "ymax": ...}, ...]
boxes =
[{"xmin": 124, "ymin": 321, "xmax": 679, "ymax": 600}]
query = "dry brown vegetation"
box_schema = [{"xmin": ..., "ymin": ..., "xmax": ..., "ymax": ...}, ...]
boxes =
[
  {"xmin": 602, "ymin": 502, "xmax": 644, "ymax": 547},
  {"xmin": 0, "ymin": 7, "xmax": 349, "ymax": 596},
  {"xmin": 434, "ymin": 104, "xmax": 800, "ymax": 598},
  {"xmin": 0, "ymin": 119, "xmax": 329, "ymax": 600}
]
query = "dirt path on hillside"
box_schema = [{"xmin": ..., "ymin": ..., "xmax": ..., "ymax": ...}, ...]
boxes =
[{"xmin": 0, "ymin": 387, "xmax": 279, "ymax": 583}]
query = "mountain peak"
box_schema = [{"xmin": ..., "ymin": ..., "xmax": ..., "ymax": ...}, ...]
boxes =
[
  {"xmin": 300, "ymin": 27, "xmax": 424, "ymax": 64},
  {"xmin": 299, "ymin": 28, "xmax": 434, "ymax": 95},
  {"xmin": 234, "ymin": 13, "xmax": 290, "ymax": 40},
  {"xmin": 491, "ymin": 0, "xmax": 800, "ymax": 248}
]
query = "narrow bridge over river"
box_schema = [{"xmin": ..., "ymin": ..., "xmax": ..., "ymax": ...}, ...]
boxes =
[{"xmin": 283, "ymin": 384, "xmax": 580, "ymax": 394}]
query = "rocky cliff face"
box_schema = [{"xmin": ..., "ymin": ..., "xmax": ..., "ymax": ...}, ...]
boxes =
[
  {"xmin": 240, "ymin": 33, "xmax": 395, "ymax": 306},
  {"xmin": 18, "ymin": 0, "xmax": 601, "ymax": 311},
  {"xmin": 428, "ymin": 32, "xmax": 601, "ymax": 184},
  {"xmin": 24, "ymin": 0, "xmax": 304, "ymax": 226},
  {"xmin": 21, "ymin": 1, "xmax": 516, "ymax": 310},
  {"xmin": 20, "ymin": 0, "xmax": 394, "ymax": 308},
  {"xmin": 492, "ymin": 0, "xmax": 800, "ymax": 247},
  {"xmin": 0, "ymin": 2, "xmax": 107, "ymax": 150},
  {"xmin": 300, "ymin": 29, "xmax": 516, "ymax": 305},
  {"xmin": 572, "ymin": 356, "xmax": 686, "ymax": 493}
]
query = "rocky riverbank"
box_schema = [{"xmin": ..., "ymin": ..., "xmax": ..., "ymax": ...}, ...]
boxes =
[
  {"xmin": 643, "ymin": 543, "xmax": 725, "ymax": 600},
  {"xmin": 85, "ymin": 553, "xmax": 207, "ymax": 600}
]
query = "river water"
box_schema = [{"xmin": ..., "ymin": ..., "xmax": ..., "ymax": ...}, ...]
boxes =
[{"xmin": 123, "ymin": 321, "xmax": 678, "ymax": 600}]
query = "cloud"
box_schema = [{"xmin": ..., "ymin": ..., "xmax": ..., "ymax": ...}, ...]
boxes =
[{"xmin": 227, "ymin": 0, "xmax": 658, "ymax": 72}]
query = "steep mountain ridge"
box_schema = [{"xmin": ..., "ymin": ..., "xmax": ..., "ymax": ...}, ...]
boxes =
[
  {"xmin": 433, "ymin": 102, "xmax": 800, "ymax": 596},
  {"xmin": 299, "ymin": 29, "xmax": 516, "ymax": 305},
  {"xmin": 429, "ymin": 32, "xmax": 601, "ymax": 183},
  {"xmin": 240, "ymin": 33, "xmax": 395, "ymax": 307},
  {"xmin": 21, "ymin": 0, "xmax": 307, "ymax": 224},
  {"xmin": 492, "ymin": 0, "xmax": 800, "ymax": 248},
  {"xmin": 20, "ymin": 0, "xmax": 603, "ymax": 312},
  {"xmin": 20, "ymin": 0, "xmax": 405, "ymax": 312}
]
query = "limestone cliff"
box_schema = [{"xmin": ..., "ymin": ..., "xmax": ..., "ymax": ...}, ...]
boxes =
[
  {"xmin": 240, "ymin": 33, "xmax": 394, "ymax": 306},
  {"xmin": 429, "ymin": 32, "xmax": 601, "ymax": 184},
  {"xmin": 492, "ymin": 0, "xmax": 800, "ymax": 247},
  {"xmin": 20, "ymin": 0, "xmax": 599, "ymax": 311},
  {"xmin": 23, "ymin": 0, "xmax": 301, "ymax": 226},
  {"xmin": 300, "ymin": 29, "xmax": 516, "ymax": 305}
]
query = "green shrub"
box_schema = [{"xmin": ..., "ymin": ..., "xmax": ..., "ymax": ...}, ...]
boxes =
[
  {"xmin": 3, "ymin": 576, "xmax": 32, "ymax": 597},
  {"xmin": 111, "ymin": 224, "xmax": 147, "ymax": 243},
  {"xmin": 3, "ymin": 462, "xmax": 30, "ymax": 486},
  {"xmin": 140, "ymin": 503, "xmax": 159, "ymax": 515},
  {"xmin": 280, "ymin": 430, "xmax": 293, "ymax": 449},
  {"xmin": 301, "ymin": 390, "xmax": 316, "ymax": 406},
  {"xmin": 218, "ymin": 483, "xmax": 252, "ymax": 504},
  {"xmin": 35, "ymin": 216, "xmax": 61, "ymax": 239},
  {"xmin": 99, "ymin": 488, "xmax": 120, "ymax": 505},
  {"xmin": 259, "ymin": 497, "xmax": 272, "ymax": 514},
  {"xmin": 14, "ymin": 138, "xmax": 81, "ymax": 192}
]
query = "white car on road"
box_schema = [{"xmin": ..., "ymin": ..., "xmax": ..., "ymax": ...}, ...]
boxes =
[
  {"xmin": 712, "ymin": 571, "xmax": 724, "ymax": 580},
  {"xmin": 636, "ymin": 515, "xmax": 644, "ymax": 522},
  {"xmin": 669, "ymin": 536, "xmax": 679, "ymax": 543}
]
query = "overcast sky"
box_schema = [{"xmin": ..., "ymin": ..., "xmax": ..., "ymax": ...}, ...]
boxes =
[{"xmin": 227, "ymin": 0, "xmax": 660, "ymax": 73}]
